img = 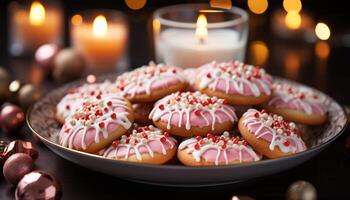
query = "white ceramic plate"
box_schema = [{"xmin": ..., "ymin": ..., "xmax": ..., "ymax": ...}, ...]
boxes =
[{"xmin": 27, "ymin": 76, "xmax": 347, "ymax": 186}]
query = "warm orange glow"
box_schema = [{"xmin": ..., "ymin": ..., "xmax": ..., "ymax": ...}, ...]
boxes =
[
  {"xmin": 248, "ymin": 0, "xmax": 268, "ymax": 14},
  {"xmin": 92, "ymin": 15, "xmax": 108, "ymax": 38},
  {"xmin": 125, "ymin": 0, "xmax": 147, "ymax": 10},
  {"xmin": 283, "ymin": 0, "xmax": 302, "ymax": 13},
  {"xmin": 195, "ymin": 14, "xmax": 208, "ymax": 43},
  {"xmin": 315, "ymin": 41, "xmax": 330, "ymax": 59},
  {"xmin": 285, "ymin": 52, "xmax": 300, "ymax": 79},
  {"xmin": 71, "ymin": 14, "xmax": 83, "ymax": 26},
  {"xmin": 153, "ymin": 19, "xmax": 160, "ymax": 34},
  {"xmin": 210, "ymin": 0, "xmax": 232, "ymax": 9},
  {"xmin": 249, "ymin": 41, "xmax": 269, "ymax": 66},
  {"xmin": 285, "ymin": 11, "xmax": 301, "ymax": 30},
  {"xmin": 199, "ymin": 9, "xmax": 224, "ymax": 13},
  {"xmin": 29, "ymin": 1, "xmax": 46, "ymax": 26},
  {"xmin": 315, "ymin": 22, "xmax": 331, "ymax": 40}
]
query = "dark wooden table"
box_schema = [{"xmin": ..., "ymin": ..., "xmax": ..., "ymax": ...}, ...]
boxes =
[{"xmin": 1, "ymin": 1, "xmax": 350, "ymax": 199}]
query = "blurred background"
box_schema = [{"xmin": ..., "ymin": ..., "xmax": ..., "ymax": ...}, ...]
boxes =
[{"xmin": 0, "ymin": 0, "xmax": 349, "ymax": 100}]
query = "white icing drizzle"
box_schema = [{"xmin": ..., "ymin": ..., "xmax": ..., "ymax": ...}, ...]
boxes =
[
  {"xmin": 56, "ymin": 80, "xmax": 115, "ymax": 120},
  {"xmin": 149, "ymin": 91, "xmax": 237, "ymax": 130},
  {"xmin": 103, "ymin": 125, "xmax": 177, "ymax": 161},
  {"xmin": 59, "ymin": 93, "xmax": 132, "ymax": 150},
  {"xmin": 268, "ymin": 83, "xmax": 326, "ymax": 115},
  {"xmin": 178, "ymin": 132, "xmax": 261, "ymax": 165},
  {"xmin": 196, "ymin": 61, "xmax": 272, "ymax": 96},
  {"xmin": 115, "ymin": 62, "xmax": 186, "ymax": 97},
  {"xmin": 241, "ymin": 109, "xmax": 307, "ymax": 153}
]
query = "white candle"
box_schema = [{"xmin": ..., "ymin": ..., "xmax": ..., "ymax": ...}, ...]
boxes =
[
  {"xmin": 157, "ymin": 14, "xmax": 246, "ymax": 68},
  {"xmin": 159, "ymin": 29, "xmax": 245, "ymax": 68}
]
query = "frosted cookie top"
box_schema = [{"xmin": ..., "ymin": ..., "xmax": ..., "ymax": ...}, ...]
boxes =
[{"xmin": 195, "ymin": 61, "xmax": 272, "ymax": 96}]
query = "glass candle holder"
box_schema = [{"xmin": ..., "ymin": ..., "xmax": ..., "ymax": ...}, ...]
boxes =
[
  {"xmin": 70, "ymin": 10, "xmax": 128, "ymax": 74},
  {"xmin": 153, "ymin": 4, "xmax": 249, "ymax": 68},
  {"xmin": 8, "ymin": 0, "xmax": 63, "ymax": 56}
]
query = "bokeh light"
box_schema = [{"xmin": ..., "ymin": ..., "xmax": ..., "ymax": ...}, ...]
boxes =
[
  {"xmin": 283, "ymin": 0, "xmax": 302, "ymax": 13},
  {"xmin": 71, "ymin": 14, "xmax": 83, "ymax": 26},
  {"xmin": 285, "ymin": 52, "xmax": 300, "ymax": 79},
  {"xmin": 248, "ymin": 0, "xmax": 268, "ymax": 14},
  {"xmin": 285, "ymin": 11, "xmax": 301, "ymax": 30},
  {"xmin": 315, "ymin": 41, "xmax": 330, "ymax": 59},
  {"xmin": 125, "ymin": 0, "xmax": 147, "ymax": 10},
  {"xmin": 315, "ymin": 22, "xmax": 331, "ymax": 40},
  {"xmin": 249, "ymin": 41, "xmax": 269, "ymax": 66},
  {"xmin": 210, "ymin": 0, "xmax": 232, "ymax": 9}
]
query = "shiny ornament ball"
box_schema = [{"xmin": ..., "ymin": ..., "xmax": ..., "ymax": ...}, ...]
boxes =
[
  {"xmin": 53, "ymin": 48, "xmax": 85, "ymax": 83},
  {"xmin": 35, "ymin": 44, "xmax": 60, "ymax": 71},
  {"xmin": 286, "ymin": 180, "xmax": 317, "ymax": 200},
  {"xmin": 3, "ymin": 153, "xmax": 34, "ymax": 185},
  {"xmin": 0, "ymin": 103, "xmax": 25, "ymax": 134},
  {"xmin": 18, "ymin": 84, "xmax": 42, "ymax": 109},
  {"xmin": 16, "ymin": 170, "xmax": 62, "ymax": 200},
  {"xmin": 0, "ymin": 67, "xmax": 11, "ymax": 100},
  {"xmin": 1, "ymin": 140, "xmax": 39, "ymax": 164}
]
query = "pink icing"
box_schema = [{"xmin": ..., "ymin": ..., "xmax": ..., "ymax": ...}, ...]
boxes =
[
  {"xmin": 149, "ymin": 91, "xmax": 237, "ymax": 130},
  {"xmin": 115, "ymin": 62, "xmax": 186, "ymax": 97},
  {"xmin": 268, "ymin": 83, "xmax": 326, "ymax": 115},
  {"xmin": 103, "ymin": 125, "xmax": 177, "ymax": 161},
  {"xmin": 178, "ymin": 132, "xmax": 261, "ymax": 165},
  {"xmin": 241, "ymin": 109, "xmax": 307, "ymax": 153},
  {"xmin": 56, "ymin": 80, "xmax": 115, "ymax": 120},
  {"xmin": 196, "ymin": 61, "xmax": 273, "ymax": 96},
  {"xmin": 59, "ymin": 94, "xmax": 132, "ymax": 151}
]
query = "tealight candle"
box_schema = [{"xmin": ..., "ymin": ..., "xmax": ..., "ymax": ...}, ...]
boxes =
[
  {"xmin": 8, "ymin": 1, "xmax": 63, "ymax": 56},
  {"xmin": 153, "ymin": 4, "xmax": 249, "ymax": 68},
  {"xmin": 70, "ymin": 10, "xmax": 128, "ymax": 73}
]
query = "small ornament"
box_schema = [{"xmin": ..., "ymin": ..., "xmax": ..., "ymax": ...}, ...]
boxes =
[
  {"xmin": 35, "ymin": 44, "xmax": 60, "ymax": 71},
  {"xmin": 0, "ymin": 103, "xmax": 25, "ymax": 134},
  {"xmin": 0, "ymin": 67, "xmax": 11, "ymax": 101},
  {"xmin": 16, "ymin": 170, "xmax": 62, "ymax": 200},
  {"xmin": 8, "ymin": 80, "xmax": 23, "ymax": 103},
  {"xmin": 3, "ymin": 153, "xmax": 34, "ymax": 185},
  {"xmin": 53, "ymin": 48, "xmax": 85, "ymax": 83},
  {"xmin": 18, "ymin": 84, "xmax": 42, "ymax": 109},
  {"xmin": 1, "ymin": 140, "xmax": 39, "ymax": 164},
  {"xmin": 286, "ymin": 180, "xmax": 317, "ymax": 200},
  {"xmin": 232, "ymin": 195, "xmax": 255, "ymax": 200}
]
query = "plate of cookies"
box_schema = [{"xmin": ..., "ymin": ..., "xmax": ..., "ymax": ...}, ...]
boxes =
[{"xmin": 27, "ymin": 61, "xmax": 347, "ymax": 186}]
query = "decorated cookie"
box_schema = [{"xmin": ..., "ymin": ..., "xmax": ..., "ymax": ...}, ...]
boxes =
[
  {"xmin": 58, "ymin": 93, "xmax": 134, "ymax": 153},
  {"xmin": 238, "ymin": 109, "xmax": 307, "ymax": 158},
  {"xmin": 56, "ymin": 80, "xmax": 115, "ymax": 124},
  {"xmin": 102, "ymin": 125, "xmax": 177, "ymax": 164},
  {"xmin": 178, "ymin": 132, "xmax": 261, "ymax": 166},
  {"xmin": 132, "ymin": 103, "xmax": 153, "ymax": 125},
  {"xmin": 263, "ymin": 83, "xmax": 327, "ymax": 125},
  {"xmin": 194, "ymin": 61, "xmax": 273, "ymax": 105},
  {"xmin": 115, "ymin": 62, "xmax": 188, "ymax": 103},
  {"xmin": 149, "ymin": 91, "xmax": 237, "ymax": 137}
]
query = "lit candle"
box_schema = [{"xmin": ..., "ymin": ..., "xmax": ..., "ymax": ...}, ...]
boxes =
[
  {"xmin": 71, "ymin": 12, "xmax": 128, "ymax": 73},
  {"xmin": 9, "ymin": 1, "xmax": 63, "ymax": 56},
  {"xmin": 157, "ymin": 14, "xmax": 246, "ymax": 68}
]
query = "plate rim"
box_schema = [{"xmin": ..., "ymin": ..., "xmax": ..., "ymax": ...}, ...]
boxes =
[{"xmin": 26, "ymin": 76, "xmax": 348, "ymax": 171}]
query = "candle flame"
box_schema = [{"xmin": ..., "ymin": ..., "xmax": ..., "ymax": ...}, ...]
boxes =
[
  {"xmin": 196, "ymin": 14, "xmax": 208, "ymax": 44},
  {"xmin": 93, "ymin": 15, "xmax": 108, "ymax": 37},
  {"xmin": 29, "ymin": 1, "xmax": 46, "ymax": 26}
]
